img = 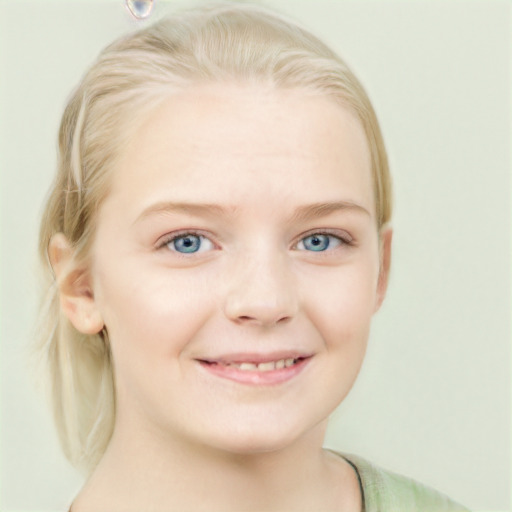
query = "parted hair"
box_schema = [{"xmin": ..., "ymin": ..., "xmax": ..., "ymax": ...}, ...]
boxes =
[{"xmin": 37, "ymin": 1, "xmax": 392, "ymax": 474}]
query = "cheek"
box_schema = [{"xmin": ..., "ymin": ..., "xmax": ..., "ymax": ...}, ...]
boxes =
[
  {"xmin": 94, "ymin": 262, "xmax": 219, "ymax": 413},
  {"xmin": 302, "ymin": 259, "xmax": 379, "ymax": 349},
  {"xmin": 94, "ymin": 259, "xmax": 216, "ymax": 362}
]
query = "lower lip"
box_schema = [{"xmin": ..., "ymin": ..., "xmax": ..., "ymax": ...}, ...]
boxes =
[{"xmin": 197, "ymin": 358, "xmax": 311, "ymax": 386}]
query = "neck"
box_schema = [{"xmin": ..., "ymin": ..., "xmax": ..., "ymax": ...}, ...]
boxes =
[{"xmin": 71, "ymin": 417, "xmax": 361, "ymax": 512}]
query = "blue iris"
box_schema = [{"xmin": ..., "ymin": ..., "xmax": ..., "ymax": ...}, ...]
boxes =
[
  {"xmin": 172, "ymin": 235, "xmax": 202, "ymax": 253},
  {"xmin": 302, "ymin": 234, "xmax": 331, "ymax": 251}
]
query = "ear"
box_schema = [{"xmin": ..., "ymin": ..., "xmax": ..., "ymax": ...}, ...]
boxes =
[
  {"xmin": 374, "ymin": 227, "xmax": 392, "ymax": 313},
  {"xmin": 48, "ymin": 233, "xmax": 104, "ymax": 334}
]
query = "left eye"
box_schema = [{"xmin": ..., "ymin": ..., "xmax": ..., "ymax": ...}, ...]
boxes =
[
  {"xmin": 165, "ymin": 234, "xmax": 214, "ymax": 254},
  {"xmin": 296, "ymin": 234, "xmax": 343, "ymax": 252}
]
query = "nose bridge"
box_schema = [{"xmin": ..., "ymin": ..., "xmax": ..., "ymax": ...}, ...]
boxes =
[{"xmin": 223, "ymin": 244, "xmax": 298, "ymax": 326}]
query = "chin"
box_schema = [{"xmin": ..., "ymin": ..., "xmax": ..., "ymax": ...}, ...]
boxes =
[
  {"xmin": 197, "ymin": 417, "xmax": 321, "ymax": 458},
  {"xmin": 222, "ymin": 437, "xmax": 293, "ymax": 456}
]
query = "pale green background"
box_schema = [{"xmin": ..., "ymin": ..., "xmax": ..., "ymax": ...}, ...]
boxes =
[{"xmin": 0, "ymin": 1, "xmax": 510, "ymax": 511}]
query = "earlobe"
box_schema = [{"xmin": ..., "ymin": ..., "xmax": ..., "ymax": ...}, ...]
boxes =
[
  {"xmin": 48, "ymin": 233, "xmax": 104, "ymax": 334},
  {"xmin": 374, "ymin": 227, "xmax": 392, "ymax": 313}
]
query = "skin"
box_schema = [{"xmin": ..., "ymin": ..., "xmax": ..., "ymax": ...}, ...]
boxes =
[{"xmin": 51, "ymin": 83, "xmax": 391, "ymax": 511}]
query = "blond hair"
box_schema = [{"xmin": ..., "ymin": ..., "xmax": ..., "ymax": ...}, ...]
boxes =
[{"xmin": 37, "ymin": 1, "xmax": 392, "ymax": 474}]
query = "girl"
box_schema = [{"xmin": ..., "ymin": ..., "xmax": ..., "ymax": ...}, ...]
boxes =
[{"xmin": 37, "ymin": 2, "xmax": 469, "ymax": 510}]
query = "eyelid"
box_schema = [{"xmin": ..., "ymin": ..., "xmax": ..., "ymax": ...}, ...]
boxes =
[
  {"xmin": 293, "ymin": 228, "xmax": 353, "ymax": 249},
  {"xmin": 154, "ymin": 228, "xmax": 353, "ymax": 252},
  {"xmin": 155, "ymin": 229, "xmax": 219, "ymax": 251}
]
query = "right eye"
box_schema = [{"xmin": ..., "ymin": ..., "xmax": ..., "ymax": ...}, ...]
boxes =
[{"xmin": 162, "ymin": 233, "xmax": 215, "ymax": 254}]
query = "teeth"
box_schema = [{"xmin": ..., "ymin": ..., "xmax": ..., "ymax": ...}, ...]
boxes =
[
  {"xmin": 257, "ymin": 361, "xmax": 276, "ymax": 372},
  {"xmin": 226, "ymin": 358, "xmax": 299, "ymax": 371},
  {"xmin": 239, "ymin": 362, "xmax": 257, "ymax": 371},
  {"xmin": 275, "ymin": 359, "xmax": 285, "ymax": 369}
]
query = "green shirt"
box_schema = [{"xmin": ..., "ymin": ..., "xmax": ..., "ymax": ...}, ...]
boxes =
[{"xmin": 341, "ymin": 453, "xmax": 471, "ymax": 512}]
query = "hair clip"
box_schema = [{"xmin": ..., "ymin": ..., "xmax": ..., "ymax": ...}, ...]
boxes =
[{"xmin": 125, "ymin": 0, "xmax": 154, "ymax": 20}]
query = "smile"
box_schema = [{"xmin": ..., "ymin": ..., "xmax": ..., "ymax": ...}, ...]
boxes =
[
  {"xmin": 197, "ymin": 355, "xmax": 312, "ymax": 385},
  {"xmin": 212, "ymin": 358, "xmax": 300, "ymax": 371}
]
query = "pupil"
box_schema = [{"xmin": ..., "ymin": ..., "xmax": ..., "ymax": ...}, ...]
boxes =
[
  {"xmin": 304, "ymin": 234, "xmax": 329, "ymax": 251},
  {"xmin": 173, "ymin": 235, "xmax": 200, "ymax": 253}
]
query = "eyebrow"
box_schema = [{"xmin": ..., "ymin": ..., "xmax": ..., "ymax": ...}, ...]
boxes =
[
  {"xmin": 134, "ymin": 200, "xmax": 370, "ymax": 224},
  {"xmin": 134, "ymin": 201, "xmax": 239, "ymax": 224},
  {"xmin": 289, "ymin": 201, "xmax": 371, "ymax": 223}
]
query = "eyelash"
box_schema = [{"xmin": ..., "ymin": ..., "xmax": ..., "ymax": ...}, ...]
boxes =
[
  {"xmin": 295, "ymin": 229, "xmax": 353, "ymax": 252},
  {"xmin": 156, "ymin": 230, "xmax": 216, "ymax": 254},
  {"xmin": 156, "ymin": 229, "xmax": 353, "ymax": 255}
]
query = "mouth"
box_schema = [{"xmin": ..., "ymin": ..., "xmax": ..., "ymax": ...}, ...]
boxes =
[{"xmin": 196, "ymin": 354, "xmax": 312, "ymax": 385}]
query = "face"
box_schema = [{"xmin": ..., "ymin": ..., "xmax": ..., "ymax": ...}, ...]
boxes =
[{"xmin": 86, "ymin": 83, "xmax": 390, "ymax": 455}]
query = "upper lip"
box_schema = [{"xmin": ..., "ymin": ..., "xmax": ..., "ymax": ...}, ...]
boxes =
[{"xmin": 197, "ymin": 351, "xmax": 313, "ymax": 365}]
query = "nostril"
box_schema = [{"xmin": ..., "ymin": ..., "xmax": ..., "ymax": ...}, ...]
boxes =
[{"xmin": 236, "ymin": 314, "xmax": 291, "ymax": 325}]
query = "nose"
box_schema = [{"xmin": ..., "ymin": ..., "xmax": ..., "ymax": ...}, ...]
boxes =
[{"xmin": 223, "ymin": 250, "xmax": 299, "ymax": 327}]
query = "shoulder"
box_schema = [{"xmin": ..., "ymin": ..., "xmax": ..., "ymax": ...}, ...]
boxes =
[{"xmin": 339, "ymin": 452, "xmax": 471, "ymax": 512}]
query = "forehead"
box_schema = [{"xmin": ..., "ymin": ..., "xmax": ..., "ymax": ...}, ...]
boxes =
[{"xmin": 107, "ymin": 83, "xmax": 374, "ymax": 219}]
